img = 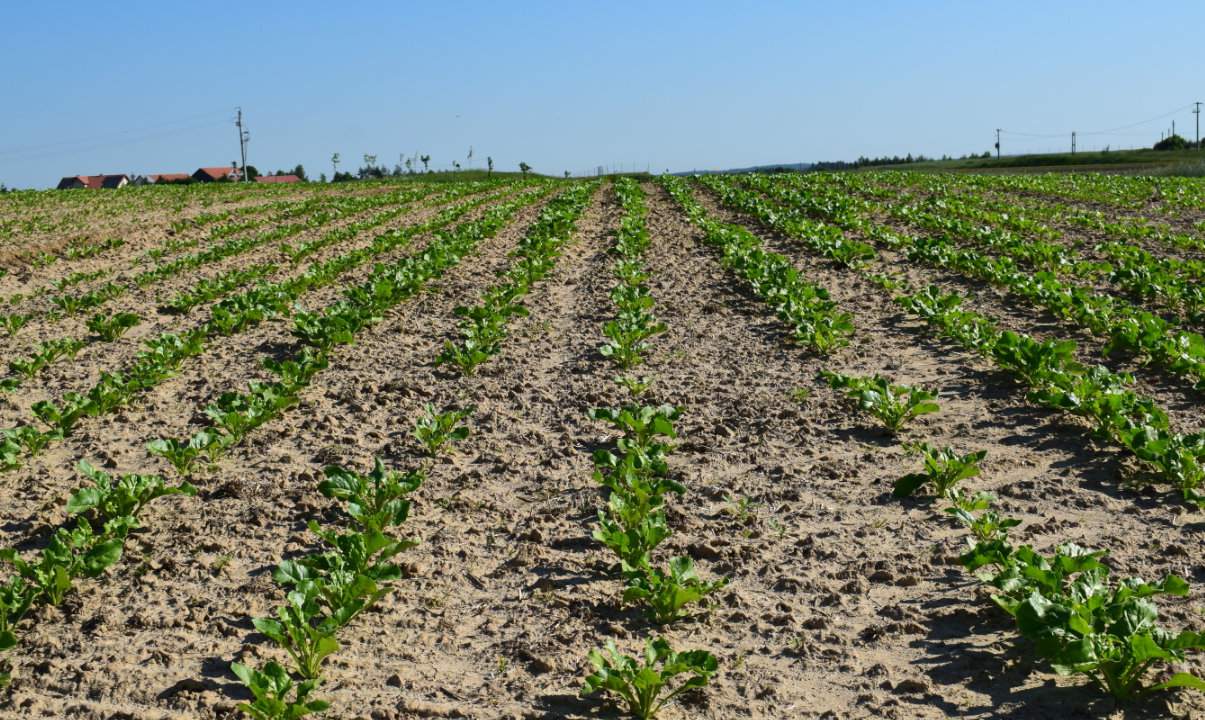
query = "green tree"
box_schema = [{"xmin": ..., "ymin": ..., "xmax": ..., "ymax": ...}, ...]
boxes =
[
  {"xmin": 519, "ymin": 162, "xmax": 531, "ymax": 176},
  {"xmin": 1154, "ymin": 134, "xmax": 1189, "ymax": 151}
]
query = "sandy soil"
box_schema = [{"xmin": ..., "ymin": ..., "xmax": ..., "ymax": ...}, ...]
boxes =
[
  {"xmin": 0, "ymin": 181, "xmax": 1201, "ymax": 720},
  {"xmin": 0, "ymin": 184, "xmax": 513, "ymax": 428},
  {"xmin": 0, "ymin": 183, "xmax": 400, "ymax": 302}
]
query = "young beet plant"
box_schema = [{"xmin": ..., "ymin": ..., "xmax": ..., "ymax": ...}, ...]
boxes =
[
  {"xmin": 86, "ymin": 312, "xmax": 140, "ymax": 341},
  {"xmin": 894, "ymin": 443, "xmax": 986, "ymax": 501},
  {"xmin": 232, "ymin": 456, "xmax": 422, "ymax": 715},
  {"xmin": 0, "ymin": 314, "xmax": 28, "ymax": 337},
  {"xmin": 587, "ymin": 404, "xmax": 725, "ymax": 625},
  {"xmin": 820, "ymin": 369, "xmax": 940, "ymax": 434},
  {"xmin": 317, "ymin": 457, "xmax": 423, "ymax": 533},
  {"xmin": 614, "ymin": 374, "xmax": 654, "ymax": 398},
  {"xmin": 582, "ymin": 637, "xmax": 719, "ymax": 720},
  {"xmin": 230, "ymin": 661, "xmax": 329, "ymax": 720},
  {"xmin": 622, "ymin": 556, "xmax": 728, "ymax": 625},
  {"xmin": 952, "ymin": 497, "xmax": 1205, "ymax": 701},
  {"xmin": 0, "ymin": 460, "xmax": 193, "ymax": 679},
  {"xmin": 412, "ymin": 403, "xmax": 472, "ymax": 456}
]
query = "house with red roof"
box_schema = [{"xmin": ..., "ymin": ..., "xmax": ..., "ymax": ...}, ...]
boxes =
[
  {"xmin": 255, "ymin": 174, "xmax": 301, "ymax": 184},
  {"xmin": 147, "ymin": 173, "xmax": 191, "ymax": 184},
  {"xmin": 56, "ymin": 174, "xmax": 129, "ymax": 190},
  {"xmin": 192, "ymin": 165, "xmax": 243, "ymax": 182}
]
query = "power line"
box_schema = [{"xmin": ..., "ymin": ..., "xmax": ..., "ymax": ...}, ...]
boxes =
[
  {"xmin": 1000, "ymin": 103, "xmax": 1195, "ymax": 140},
  {"xmin": 1081, "ymin": 104, "xmax": 1194, "ymax": 136},
  {"xmin": 0, "ymin": 110, "xmax": 230, "ymax": 158},
  {"xmin": 0, "ymin": 119, "xmax": 230, "ymax": 164}
]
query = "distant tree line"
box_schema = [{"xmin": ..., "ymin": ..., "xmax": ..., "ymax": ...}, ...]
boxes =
[
  {"xmin": 810, "ymin": 151, "xmax": 991, "ymax": 171},
  {"xmin": 327, "ymin": 151, "xmax": 525, "ymax": 182},
  {"xmin": 1153, "ymin": 134, "xmax": 1205, "ymax": 151}
]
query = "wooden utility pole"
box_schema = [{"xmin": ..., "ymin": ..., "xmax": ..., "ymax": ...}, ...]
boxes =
[
  {"xmin": 1195, "ymin": 102, "xmax": 1201, "ymax": 149},
  {"xmin": 995, "ymin": 128, "xmax": 1001, "ymax": 158},
  {"xmin": 1071, "ymin": 131, "xmax": 1076, "ymax": 154},
  {"xmin": 235, "ymin": 108, "xmax": 249, "ymax": 182}
]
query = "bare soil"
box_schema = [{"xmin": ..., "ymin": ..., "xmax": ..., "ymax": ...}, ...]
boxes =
[{"xmin": 0, "ymin": 181, "xmax": 1200, "ymax": 720}]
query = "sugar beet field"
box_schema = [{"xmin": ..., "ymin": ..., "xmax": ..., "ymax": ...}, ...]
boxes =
[{"xmin": 0, "ymin": 172, "xmax": 1202, "ymax": 719}]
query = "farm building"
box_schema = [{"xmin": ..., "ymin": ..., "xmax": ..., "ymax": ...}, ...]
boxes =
[
  {"xmin": 255, "ymin": 174, "xmax": 301, "ymax": 184},
  {"xmin": 55, "ymin": 174, "xmax": 129, "ymax": 190},
  {"xmin": 147, "ymin": 173, "xmax": 191, "ymax": 184},
  {"xmin": 192, "ymin": 166, "xmax": 243, "ymax": 182}
]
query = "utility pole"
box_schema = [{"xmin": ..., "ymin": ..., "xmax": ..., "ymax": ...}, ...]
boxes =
[
  {"xmin": 1195, "ymin": 102, "xmax": 1201, "ymax": 149},
  {"xmin": 995, "ymin": 128, "xmax": 1001, "ymax": 159},
  {"xmin": 1071, "ymin": 131, "xmax": 1076, "ymax": 155},
  {"xmin": 235, "ymin": 107, "xmax": 249, "ymax": 182}
]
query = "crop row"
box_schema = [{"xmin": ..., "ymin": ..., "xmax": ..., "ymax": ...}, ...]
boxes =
[
  {"xmin": 0, "ymin": 183, "xmax": 541, "ymax": 706},
  {"xmin": 0, "ymin": 191, "xmax": 326, "ymax": 312},
  {"xmin": 669, "ymin": 174, "xmax": 1205, "ymax": 701},
  {"xmin": 580, "ymin": 179, "xmax": 720, "ymax": 720},
  {"xmin": 873, "ymin": 171, "xmax": 1205, "ymax": 255},
  {"xmin": 0, "ymin": 183, "xmax": 527, "ymax": 472},
  {"xmin": 659, "ymin": 176, "xmax": 855, "ymax": 354},
  {"xmin": 226, "ymin": 184, "xmax": 606, "ymax": 717},
  {"xmin": 827, "ymin": 359, "xmax": 1205, "ymax": 701},
  {"xmin": 600, "ymin": 179, "xmax": 667, "ymax": 377},
  {"xmin": 0, "ymin": 184, "xmax": 479, "ymax": 398},
  {"xmin": 697, "ymin": 176, "xmax": 1205, "ymax": 506},
  {"xmin": 967, "ymin": 171, "xmax": 1205, "ymax": 215},
  {"xmin": 148, "ymin": 186, "xmax": 549, "ymax": 476},
  {"xmin": 227, "ymin": 360, "xmax": 493, "ymax": 715},
  {"xmin": 856, "ymin": 173, "xmax": 1205, "ymax": 319},
  {"xmin": 744, "ymin": 174, "xmax": 1205, "ymax": 394},
  {"xmin": 0, "ymin": 180, "xmax": 337, "ymax": 249},
  {"xmin": 230, "ymin": 457, "xmax": 423, "ymax": 717},
  {"xmin": 435, "ymin": 181, "xmax": 599, "ymax": 374},
  {"xmin": 0, "ymin": 462, "xmax": 195, "ymax": 686}
]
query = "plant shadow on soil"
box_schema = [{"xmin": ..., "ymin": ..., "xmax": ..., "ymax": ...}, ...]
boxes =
[
  {"xmin": 536, "ymin": 691, "xmax": 613, "ymax": 719},
  {"xmin": 908, "ymin": 599, "xmax": 1173, "ymax": 718}
]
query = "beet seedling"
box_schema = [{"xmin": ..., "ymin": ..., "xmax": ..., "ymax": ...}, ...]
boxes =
[
  {"xmin": 594, "ymin": 501, "xmax": 671, "ymax": 572},
  {"xmin": 623, "ymin": 556, "xmax": 727, "ymax": 625},
  {"xmin": 894, "ymin": 443, "xmax": 987, "ymax": 500},
  {"xmin": 588, "ymin": 404, "xmax": 682, "ymax": 470},
  {"xmin": 412, "ymin": 404, "xmax": 472, "ymax": 456},
  {"xmin": 318, "ymin": 458, "xmax": 423, "ymax": 533},
  {"xmin": 86, "ymin": 312, "xmax": 140, "ymax": 341},
  {"xmin": 0, "ymin": 519, "xmax": 123, "ymax": 606},
  {"xmin": 252, "ymin": 585, "xmax": 340, "ymax": 680},
  {"xmin": 582, "ymin": 637, "xmax": 718, "ymax": 720},
  {"xmin": 274, "ymin": 527, "xmax": 409, "ymax": 625},
  {"xmin": 615, "ymin": 375, "xmax": 653, "ymax": 397},
  {"xmin": 0, "ymin": 314, "xmax": 28, "ymax": 337},
  {"xmin": 69, "ymin": 460, "xmax": 195, "ymax": 527},
  {"xmin": 146, "ymin": 430, "xmax": 219, "ymax": 476},
  {"xmin": 230, "ymin": 661, "xmax": 329, "ymax": 720},
  {"xmin": 820, "ymin": 370, "xmax": 940, "ymax": 433}
]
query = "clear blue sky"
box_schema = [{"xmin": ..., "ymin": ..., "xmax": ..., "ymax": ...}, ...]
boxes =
[{"xmin": 4, "ymin": 1, "xmax": 1203, "ymax": 188}]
